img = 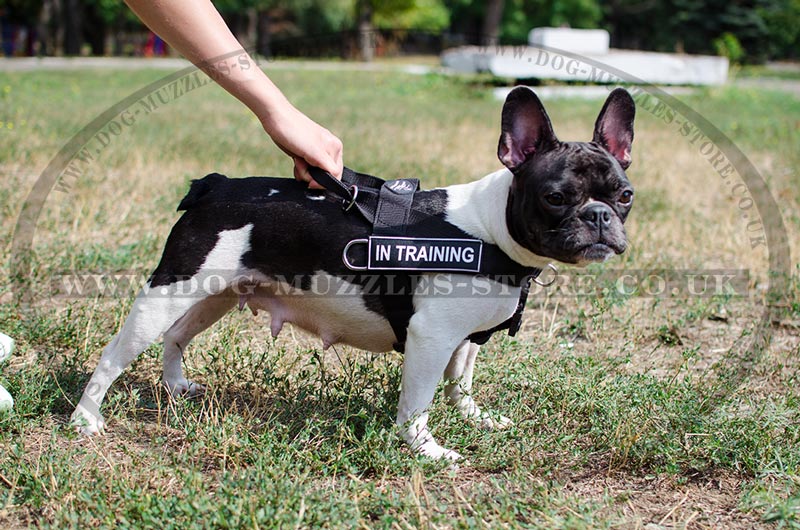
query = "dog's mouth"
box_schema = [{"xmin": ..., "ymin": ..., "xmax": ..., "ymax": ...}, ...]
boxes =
[
  {"xmin": 575, "ymin": 240, "xmax": 626, "ymax": 263},
  {"xmin": 579, "ymin": 243, "xmax": 616, "ymax": 262},
  {"xmin": 512, "ymin": 219, "xmax": 627, "ymax": 266}
]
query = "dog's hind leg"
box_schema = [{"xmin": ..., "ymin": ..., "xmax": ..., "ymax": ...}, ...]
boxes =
[
  {"xmin": 71, "ymin": 287, "xmax": 213, "ymax": 435},
  {"xmin": 71, "ymin": 224, "xmax": 254, "ymax": 435},
  {"xmin": 444, "ymin": 341, "xmax": 512, "ymax": 431},
  {"xmin": 162, "ymin": 292, "xmax": 235, "ymax": 396}
]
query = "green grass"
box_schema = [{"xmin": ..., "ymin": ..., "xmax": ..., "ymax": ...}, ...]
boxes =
[
  {"xmin": 0, "ymin": 65, "xmax": 799, "ymax": 528},
  {"xmin": 736, "ymin": 64, "xmax": 800, "ymax": 81}
]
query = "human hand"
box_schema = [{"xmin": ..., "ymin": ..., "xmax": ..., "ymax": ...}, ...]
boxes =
[
  {"xmin": 122, "ymin": 0, "xmax": 343, "ymax": 188},
  {"xmin": 261, "ymin": 102, "xmax": 343, "ymax": 189}
]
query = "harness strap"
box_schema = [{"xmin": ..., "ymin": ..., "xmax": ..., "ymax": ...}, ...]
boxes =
[
  {"xmin": 307, "ymin": 165, "xmax": 541, "ymax": 350},
  {"xmin": 308, "ymin": 166, "xmax": 352, "ymax": 202},
  {"xmin": 467, "ymin": 275, "xmax": 532, "ymax": 345},
  {"xmin": 308, "ymin": 166, "xmax": 382, "ymax": 222},
  {"xmin": 374, "ymin": 179, "xmax": 419, "ymax": 236}
]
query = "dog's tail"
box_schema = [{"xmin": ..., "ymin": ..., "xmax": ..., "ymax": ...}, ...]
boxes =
[{"xmin": 177, "ymin": 172, "xmax": 229, "ymax": 211}]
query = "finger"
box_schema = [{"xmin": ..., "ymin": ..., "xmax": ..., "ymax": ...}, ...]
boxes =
[
  {"xmin": 306, "ymin": 134, "xmax": 343, "ymax": 180},
  {"xmin": 293, "ymin": 157, "xmax": 310, "ymax": 182},
  {"xmin": 307, "ymin": 178, "xmax": 324, "ymax": 190},
  {"xmin": 328, "ymin": 136, "xmax": 344, "ymax": 179},
  {"xmin": 294, "ymin": 158, "xmax": 327, "ymax": 190}
]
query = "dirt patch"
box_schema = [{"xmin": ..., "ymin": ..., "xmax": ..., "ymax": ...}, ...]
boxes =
[{"xmin": 563, "ymin": 470, "xmax": 763, "ymax": 529}]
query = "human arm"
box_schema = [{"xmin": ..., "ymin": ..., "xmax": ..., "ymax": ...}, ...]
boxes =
[{"xmin": 124, "ymin": 0, "xmax": 343, "ymax": 182}]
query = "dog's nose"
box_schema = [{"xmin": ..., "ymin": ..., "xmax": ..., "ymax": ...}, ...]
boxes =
[{"xmin": 581, "ymin": 203, "xmax": 613, "ymax": 228}]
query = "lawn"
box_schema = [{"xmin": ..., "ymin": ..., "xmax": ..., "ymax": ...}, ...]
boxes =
[{"xmin": 0, "ymin": 63, "xmax": 799, "ymax": 528}]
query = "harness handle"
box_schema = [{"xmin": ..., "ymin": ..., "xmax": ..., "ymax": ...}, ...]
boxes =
[{"xmin": 307, "ymin": 166, "xmax": 354, "ymax": 207}]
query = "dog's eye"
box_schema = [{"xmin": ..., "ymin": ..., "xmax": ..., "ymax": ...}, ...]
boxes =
[
  {"xmin": 619, "ymin": 190, "xmax": 634, "ymax": 204},
  {"xmin": 545, "ymin": 192, "xmax": 565, "ymax": 206}
]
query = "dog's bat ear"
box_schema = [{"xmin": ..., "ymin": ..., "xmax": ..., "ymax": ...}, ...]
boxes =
[
  {"xmin": 498, "ymin": 87, "xmax": 558, "ymax": 170},
  {"xmin": 593, "ymin": 88, "xmax": 636, "ymax": 170}
]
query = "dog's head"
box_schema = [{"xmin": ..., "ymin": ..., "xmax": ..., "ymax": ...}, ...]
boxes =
[{"xmin": 499, "ymin": 87, "xmax": 635, "ymax": 266}]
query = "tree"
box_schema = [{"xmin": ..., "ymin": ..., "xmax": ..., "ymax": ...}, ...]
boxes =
[
  {"xmin": 757, "ymin": 0, "xmax": 800, "ymax": 59},
  {"xmin": 214, "ymin": 0, "xmax": 353, "ymax": 58},
  {"xmin": 356, "ymin": 0, "xmax": 448, "ymax": 60},
  {"xmin": 500, "ymin": 0, "xmax": 603, "ymax": 43},
  {"xmin": 481, "ymin": 0, "xmax": 504, "ymax": 45},
  {"xmin": 373, "ymin": 0, "xmax": 450, "ymax": 30}
]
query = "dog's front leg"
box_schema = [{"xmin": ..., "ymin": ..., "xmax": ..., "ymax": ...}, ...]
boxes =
[
  {"xmin": 444, "ymin": 341, "xmax": 512, "ymax": 430},
  {"xmin": 396, "ymin": 326, "xmax": 465, "ymax": 461},
  {"xmin": 396, "ymin": 274, "xmax": 521, "ymax": 461}
]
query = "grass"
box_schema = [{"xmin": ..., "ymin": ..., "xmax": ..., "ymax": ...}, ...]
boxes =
[
  {"xmin": 736, "ymin": 64, "xmax": 800, "ymax": 81},
  {"xmin": 0, "ymin": 64, "xmax": 799, "ymax": 528}
]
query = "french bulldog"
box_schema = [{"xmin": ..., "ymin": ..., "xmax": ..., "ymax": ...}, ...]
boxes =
[{"xmin": 71, "ymin": 87, "xmax": 635, "ymax": 461}]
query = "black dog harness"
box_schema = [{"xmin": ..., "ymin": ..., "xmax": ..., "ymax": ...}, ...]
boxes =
[{"xmin": 309, "ymin": 167, "xmax": 544, "ymax": 348}]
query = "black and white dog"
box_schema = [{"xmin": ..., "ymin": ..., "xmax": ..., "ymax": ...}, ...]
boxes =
[{"xmin": 72, "ymin": 87, "xmax": 635, "ymax": 461}]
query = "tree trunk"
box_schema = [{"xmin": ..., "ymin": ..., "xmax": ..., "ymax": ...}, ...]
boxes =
[
  {"xmin": 62, "ymin": 0, "xmax": 82, "ymax": 55},
  {"xmin": 83, "ymin": 2, "xmax": 105, "ymax": 55},
  {"xmin": 242, "ymin": 8, "xmax": 257, "ymax": 52},
  {"xmin": 50, "ymin": 0, "xmax": 64, "ymax": 55},
  {"xmin": 256, "ymin": 9, "xmax": 271, "ymax": 58},
  {"xmin": 38, "ymin": 0, "xmax": 56, "ymax": 55},
  {"xmin": 357, "ymin": 1, "xmax": 374, "ymax": 62},
  {"xmin": 481, "ymin": 0, "xmax": 505, "ymax": 47},
  {"xmin": 111, "ymin": 10, "xmax": 124, "ymax": 56}
]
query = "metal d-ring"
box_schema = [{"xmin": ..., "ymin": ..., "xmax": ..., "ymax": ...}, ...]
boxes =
[
  {"xmin": 342, "ymin": 185, "xmax": 359, "ymax": 212},
  {"xmin": 342, "ymin": 238, "xmax": 368, "ymax": 271},
  {"xmin": 532, "ymin": 263, "xmax": 558, "ymax": 287}
]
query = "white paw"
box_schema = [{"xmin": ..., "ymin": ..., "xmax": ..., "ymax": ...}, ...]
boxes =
[
  {"xmin": 0, "ymin": 384, "xmax": 13, "ymax": 412},
  {"xmin": 400, "ymin": 419, "xmax": 464, "ymax": 462},
  {"xmin": 71, "ymin": 404, "xmax": 106, "ymax": 436},
  {"xmin": 416, "ymin": 439, "xmax": 463, "ymax": 462},
  {"xmin": 0, "ymin": 332, "xmax": 14, "ymax": 362},
  {"xmin": 163, "ymin": 378, "xmax": 206, "ymax": 398},
  {"xmin": 452, "ymin": 396, "xmax": 513, "ymax": 430},
  {"xmin": 478, "ymin": 413, "xmax": 513, "ymax": 431}
]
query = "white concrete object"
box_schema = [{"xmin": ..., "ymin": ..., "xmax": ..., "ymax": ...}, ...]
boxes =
[
  {"xmin": 442, "ymin": 28, "xmax": 729, "ymax": 86},
  {"xmin": 529, "ymin": 27, "xmax": 610, "ymax": 55},
  {"xmin": 492, "ymin": 85, "xmax": 695, "ymax": 101}
]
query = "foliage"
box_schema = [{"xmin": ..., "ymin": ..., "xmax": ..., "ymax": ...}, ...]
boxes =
[
  {"xmin": 374, "ymin": 0, "xmax": 450, "ymax": 31},
  {"xmin": 0, "ymin": 0, "xmax": 42, "ymax": 23},
  {"xmin": 447, "ymin": 0, "xmax": 603, "ymax": 44},
  {"xmin": 713, "ymin": 32, "xmax": 746, "ymax": 63},
  {"xmin": 503, "ymin": 0, "xmax": 603, "ymax": 40},
  {"xmin": 84, "ymin": 0, "xmax": 123, "ymax": 24},
  {"xmin": 1, "ymin": 0, "xmax": 799, "ymax": 73},
  {"xmin": 757, "ymin": 0, "xmax": 800, "ymax": 59},
  {"xmin": 603, "ymin": 0, "xmax": 784, "ymax": 62}
]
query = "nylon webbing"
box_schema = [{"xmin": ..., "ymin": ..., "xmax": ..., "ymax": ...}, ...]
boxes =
[
  {"xmin": 373, "ymin": 179, "xmax": 419, "ymax": 236},
  {"xmin": 306, "ymin": 165, "xmax": 541, "ymax": 350}
]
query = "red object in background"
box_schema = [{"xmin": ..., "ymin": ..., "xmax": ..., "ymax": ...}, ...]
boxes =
[{"xmin": 143, "ymin": 31, "xmax": 167, "ymax": 57}]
